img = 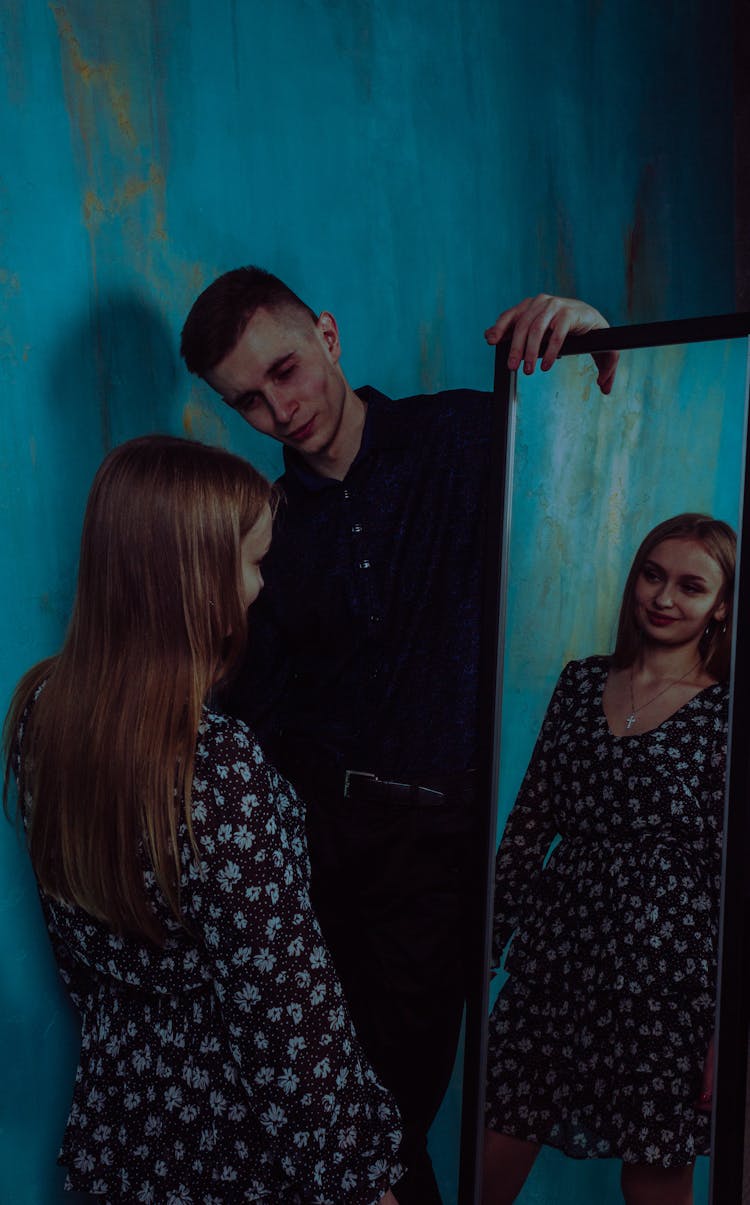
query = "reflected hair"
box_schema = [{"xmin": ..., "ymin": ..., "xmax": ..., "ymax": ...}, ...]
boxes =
[
  {"xmin": 3, "ymin": 435, "xmax": 276, "ymax": 944},
  {"xmin": 611, "ymin": 512, "xmax": 736, "ymax": 681},
  {"xmin": 180, "ymin": 265, "xmax": 318, "ymax": 378}
]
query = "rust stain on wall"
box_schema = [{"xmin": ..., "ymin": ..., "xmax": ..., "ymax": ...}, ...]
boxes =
[
  {"xmin": 83, "ymin": 164, "xmax": 166, "ymax": 233},
  {"xmin": 623, "ymin": 161, "xmax": 668, "ymax": 322},
  {"xmin": 2, "ymin": 0, "xmax": 27, "ymax": 108},
  {"xmin": 0, "ymin": 269, "xmax": 21, "ymax": 294},
  {"xmin": 182, "ymin": 402, "xmax": 197, "ymax": 436},
  {"xmin": 535, "ymin": 169, "xmax": 578, "ymax": 299},
  {"xmin": 48, "ymin": 4, "xmax": 179, "ymax": 453},
  {"xmin": 417, "ymin": 277, "xmax": 446, "ymax": 393},
  {"xmin": 553, "ymin": 207, "xmax": 577, "ymax": 300},
  {"xmin": 182, "ymin": 398, "xmax": 227, "ymax": 445},
  {"xmin": 624, "ymin": 204, "xmax": 643, "ymax": 320},
  {"xmin": 50, "ymin": 4, "xmax": 137, "ymax": 146}
]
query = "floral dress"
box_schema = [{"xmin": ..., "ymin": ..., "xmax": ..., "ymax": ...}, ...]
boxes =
[
  {"xmin": 485, "ymin": 656, "xmax": 728, "ymax": 1167},
  {"xmin": 17, "ymin": 708, "xmax": 403, "ymax": 1203}
]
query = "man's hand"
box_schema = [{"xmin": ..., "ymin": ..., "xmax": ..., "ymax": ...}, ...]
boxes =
[{"xmin": 484, "ymin": 294, "xmax": 619, "ymax": 395}]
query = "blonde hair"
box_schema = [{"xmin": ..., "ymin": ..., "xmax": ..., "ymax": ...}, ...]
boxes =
[
  {"xmin": 4, "ymin": 435, "xmax": 275, "ymax": 944},
  {"xmin": 611, "ymin": 513, "xmax": 736, "ymax": 680}
]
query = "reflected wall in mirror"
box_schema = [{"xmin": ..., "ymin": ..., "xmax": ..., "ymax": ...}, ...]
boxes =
[{"xmin": 481, "ymin": 328, "xmax": 750, "ymax": 1205}]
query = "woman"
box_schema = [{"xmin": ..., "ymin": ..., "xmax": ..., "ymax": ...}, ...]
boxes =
[
  {"xmin": 4, "ymin": 435, "xmax": 402, "ymax": 1205},
  {"xmin": 483, "ymin": 513, "xmax": 735, "ymax": 1205}
]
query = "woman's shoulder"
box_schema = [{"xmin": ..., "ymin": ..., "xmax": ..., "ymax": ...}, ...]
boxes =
[
  {"xmin": 696, "ymin": 677, "xmax": 730, "ymax": 722},
  {"xmin": 192, "ymin": 707, "xmax": 302, "ymax": 824},
  {"xmin": 195, "ymin": 708, "xmax": 278, "ymax": 793},
  {"xmin": 556, "ymin": 654, "xmax": 610, "ymax": 691},
  {"xmin": 197, "ymin": 705, "xmax": 263, "ymax": 759},
  {"xmin": 707, "ymin": 678, "xmax": 730, "ymax": 702}
]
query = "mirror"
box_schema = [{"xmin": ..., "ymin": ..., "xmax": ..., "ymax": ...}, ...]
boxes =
[{"xmin": 472, "ymin": 320, "xmax": 750, "ymax": 1205}]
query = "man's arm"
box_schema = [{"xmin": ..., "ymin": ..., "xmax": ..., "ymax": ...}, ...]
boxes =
[{"xmin": 484, "ymin": 293, "xmax": 619, "ymax": 395}]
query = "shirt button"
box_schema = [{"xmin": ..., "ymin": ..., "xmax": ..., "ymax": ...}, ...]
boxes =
[
  {"xmin": 359, "ymin": 560, "xmax": 370, "ymax": 570},
  {"xmin": 352, "ymin": 523, "xmax": 363, "ymax": 534},
  {"xmin": 343, "ymin": 489, "xmax": 351, "ymax": 500}
]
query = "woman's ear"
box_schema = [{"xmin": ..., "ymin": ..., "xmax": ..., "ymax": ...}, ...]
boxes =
[{"xmin": 713, "ymin": 598, "xmax": 728, "ymax": 623}]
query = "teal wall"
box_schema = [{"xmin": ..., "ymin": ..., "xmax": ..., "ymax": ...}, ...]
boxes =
[{"xmin": 0, "ymin": 2, "xmax": 736, "ymax": 1203}]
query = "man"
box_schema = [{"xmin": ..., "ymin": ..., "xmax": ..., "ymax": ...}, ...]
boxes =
[{"xmin": 180, "ymin": 270, "xmax": 617, "ymax": 1204}]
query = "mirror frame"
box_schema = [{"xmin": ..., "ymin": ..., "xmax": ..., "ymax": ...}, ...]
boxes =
[{"xmin": 460, "ymin": 313, "xmax": 750, "ymax": 1205}]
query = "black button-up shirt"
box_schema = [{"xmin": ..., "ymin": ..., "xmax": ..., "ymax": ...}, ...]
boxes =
[{"xmin": 224, "ymin": 386, "xmax": 493, "ymax": 807}]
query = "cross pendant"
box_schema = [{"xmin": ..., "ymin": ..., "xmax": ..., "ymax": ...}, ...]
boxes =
[{"xmin": 625, "ymin": 713, "xmax": 636, "ymax": 729}]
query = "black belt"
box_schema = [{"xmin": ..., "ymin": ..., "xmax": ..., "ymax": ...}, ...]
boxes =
[{"xmin": 343, "ymin": 768, "xmax": 477, "ymax": 808}]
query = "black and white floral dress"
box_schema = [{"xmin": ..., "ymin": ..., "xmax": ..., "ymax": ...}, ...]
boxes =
[
  {"xmin": 485, "ymin": 656, "xmax": 728, "ymax": 1167},
  {"xmin": 17, "ymin": 708, "xmax": 403, "ymax": 1203}
]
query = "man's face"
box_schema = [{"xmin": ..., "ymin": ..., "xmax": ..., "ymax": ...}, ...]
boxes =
[{"xmin": 205, "ymin": 306, "xmax": 349, "ymax": 456}]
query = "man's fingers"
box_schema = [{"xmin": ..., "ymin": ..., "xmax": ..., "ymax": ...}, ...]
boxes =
[
  {"xmin": 486, "ymin": 295, "xmax": 613, "ymax": 385},
  {"xmin": 518, "ymin": 304, "xmax": 559, "ymax": 372},
  {"xmin": 508, "ymin": 315, "xmax": 536, "ymax": 371},
  {"xmin": 540, "ymin": 311, "xmax": 572, "ymax": 371},
  {"xmin": 594, "ymin": 350, "xmax": 620, "ymax": 395},
  {"xmin": 507, "ymin": 296, "xmax": 554, "ymax": 371},
  {"xmin": 484, "ymin": 302, "xmax": 526, "ymax": 346}
]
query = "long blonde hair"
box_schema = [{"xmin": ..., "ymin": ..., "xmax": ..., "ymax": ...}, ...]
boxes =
[
  {"xmin": 611, "ymin": 513, "xmax": 736, "ymax": 680},
  {"xmin": 4, "ymin": 435, "xmax": 275, "ymax": 944}
]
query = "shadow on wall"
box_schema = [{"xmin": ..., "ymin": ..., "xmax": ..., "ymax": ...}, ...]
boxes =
[
  {"xmin": 46, "ymin": 286, "xmax": 180, "ymax": 452},
  {"xmin": 0, "ymin": 289, "xmax": 180, "ymax": 1205},
  {"xmin": 39, "ymin": 288, "xmax": 182, "ymax": 620}
]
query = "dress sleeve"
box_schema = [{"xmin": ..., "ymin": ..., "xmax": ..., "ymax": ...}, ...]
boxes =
[
  {"xmin": 180, "ymin": 713, "xmax": 403, "ymax": 1205},
  {"xmin": 491, "ymin": 663, "xmax": 575, "ymax": 966}
]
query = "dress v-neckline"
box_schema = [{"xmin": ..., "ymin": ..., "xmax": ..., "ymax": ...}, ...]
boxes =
[{"xmin": 597, "ymin": 663, "xmax": 722, "ymax": 739}]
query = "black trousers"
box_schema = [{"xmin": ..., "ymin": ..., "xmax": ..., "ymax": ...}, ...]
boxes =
[{"xmin": 306, "ymin": 790, "xmax": 474, "ymax": 1205}]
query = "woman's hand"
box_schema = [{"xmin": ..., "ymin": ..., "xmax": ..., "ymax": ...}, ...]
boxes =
[
  {"xmin": 378, "ymin": 1191, "xmax": 400, "ymax": 1205},
  {"xmin": 696, "ymin": 1034, "xmax": 715, "ymax": 1112}
]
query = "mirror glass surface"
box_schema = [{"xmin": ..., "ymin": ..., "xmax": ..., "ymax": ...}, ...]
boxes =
[{"xmin": 485, "ymin": 336, "xmax": 749, "ymax": 1204}]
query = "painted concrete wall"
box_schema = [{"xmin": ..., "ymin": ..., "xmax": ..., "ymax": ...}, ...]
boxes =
[{"xmin": 0, "ymin": 2, "xmax": 735, "ymax": 1202}]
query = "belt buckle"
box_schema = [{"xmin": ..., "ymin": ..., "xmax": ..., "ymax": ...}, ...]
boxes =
[
  {"xmin": 415, "ymin": 785, "xmax": 445, "ymax": 803},
  {"xmin": 343, "ymin": 770, "xmax": 445, "ymax": 806},
  {"xmin": 344, "ymin": 770, "xmax": 376, "ymax": 797}
]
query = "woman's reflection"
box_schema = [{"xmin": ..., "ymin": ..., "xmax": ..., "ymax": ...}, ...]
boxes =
[{"xmin": 482, "ymin": 514, "xmax": 735, "ymax": 1205}]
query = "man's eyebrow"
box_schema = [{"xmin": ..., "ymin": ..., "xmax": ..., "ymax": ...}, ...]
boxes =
[
  {"xmin": 225, "ymin": 353, "xmax": 296, "ymax": 410},
  {"xmin": 268, "ymin": 351, "xmax": 296, "ymax": 375}
]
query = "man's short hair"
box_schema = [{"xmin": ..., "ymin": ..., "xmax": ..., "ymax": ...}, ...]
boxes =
[{"xmin": 180, "ymin": 266, "xmax": 317, "ymax": 377}]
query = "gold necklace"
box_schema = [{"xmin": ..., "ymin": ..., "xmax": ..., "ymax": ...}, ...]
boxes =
[{"xmin": 625, "ymin": 660, "xmax": 702, "ymax": 730}]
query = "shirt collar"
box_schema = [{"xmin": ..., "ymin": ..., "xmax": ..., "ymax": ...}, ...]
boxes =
[{"xmin": 281, "ymin": 385, "xmax": 414, "ymax": 492}]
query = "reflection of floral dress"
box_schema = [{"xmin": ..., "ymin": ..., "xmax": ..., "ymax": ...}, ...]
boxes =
[
  {"xmin": 485, "ymin": 657, "xmax": 728, "ymax": 1167},
  {"xmin": 17, "ymin": 708, "xmax": 402, "ymax": 1204}
]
